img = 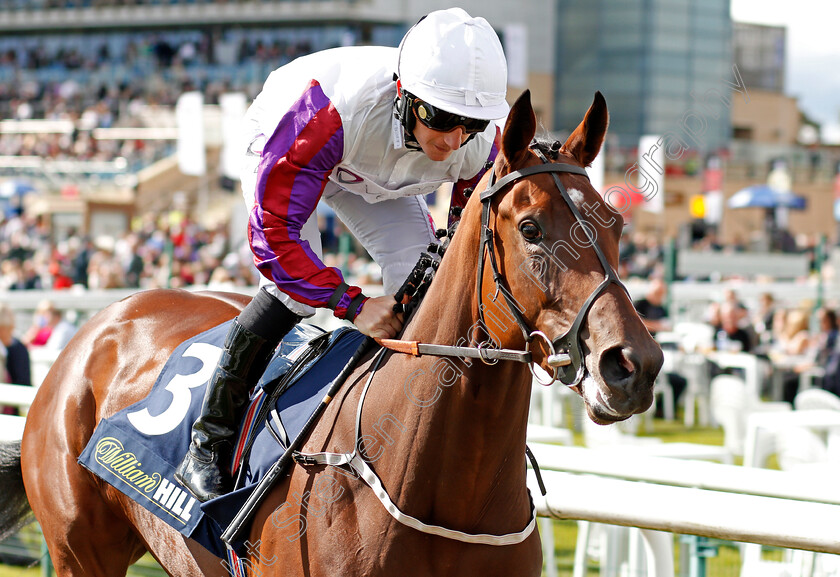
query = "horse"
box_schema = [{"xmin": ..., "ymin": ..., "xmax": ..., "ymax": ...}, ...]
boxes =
[{"xmin": 0, "ymin": 89, "xmax": 662, "ymax": 577}]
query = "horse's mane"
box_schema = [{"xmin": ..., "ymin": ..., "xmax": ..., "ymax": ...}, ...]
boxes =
[{"xmin": 529, "ymin": 137, "xmax": 563, "ymax": 160}]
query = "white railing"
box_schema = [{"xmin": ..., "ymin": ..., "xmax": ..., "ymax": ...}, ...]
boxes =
[
  {"xmin": 527, "ymin": 443, "xmax": 840, "ymax": 555},
  {"xmin": 0, "ymin": 382, "xmax": 36, "ymax": 440}
]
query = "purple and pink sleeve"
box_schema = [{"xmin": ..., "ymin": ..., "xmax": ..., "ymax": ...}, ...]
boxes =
[{"xmin": 248, "ymin": 80, "xmax": 366, "ymax": 320}]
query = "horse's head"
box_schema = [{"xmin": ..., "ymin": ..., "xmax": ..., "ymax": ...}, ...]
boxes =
[{"xmin": 473, "ymin": 90, "xmax": 662, "ymax": 423}]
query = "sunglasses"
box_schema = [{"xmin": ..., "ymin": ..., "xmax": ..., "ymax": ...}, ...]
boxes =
[{"xmin": 411, "ymin": 99, "xmax": 490, "ymax": 135}]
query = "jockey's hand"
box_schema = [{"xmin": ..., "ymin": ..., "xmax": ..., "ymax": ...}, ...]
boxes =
[{"xmin": 353, "ymin": 295, "xmax": 404, "ymax": 339}]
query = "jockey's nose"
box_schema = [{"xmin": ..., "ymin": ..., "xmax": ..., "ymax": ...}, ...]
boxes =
[{"xmin": 443, "ymin": 126, "xmax": 467, "ymax": 150}]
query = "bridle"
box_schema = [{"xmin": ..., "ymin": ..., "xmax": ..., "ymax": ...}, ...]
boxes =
[
  {"xmin": 476, "ymin": 144, "xmax": 627, "ymax": 386},
  {"xmin": 377, "ymin": 142, "xmax": 629, "ymax": 387}
]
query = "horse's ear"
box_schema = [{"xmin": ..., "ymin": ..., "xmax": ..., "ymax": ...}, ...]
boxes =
[
  {"xmin": 501, "ymin": 90, "xmax": 536, "ymax": 163},
  {"xmin": 561, "ymin": 91, "xmax": 609, "ymax": 167}
]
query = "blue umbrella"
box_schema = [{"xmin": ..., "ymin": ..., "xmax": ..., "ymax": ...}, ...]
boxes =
[{"xmin": 727, "ymin": 184, "xmax": 806, "ymax": 210}]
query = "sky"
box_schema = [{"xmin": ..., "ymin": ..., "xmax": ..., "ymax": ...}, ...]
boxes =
[{"xmin": 730, "ymin": 0, "xmax": 840, "ymax": 143}]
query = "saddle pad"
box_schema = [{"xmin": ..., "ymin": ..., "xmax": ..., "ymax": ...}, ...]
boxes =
[{"xmin": 78, "ymin": 320, "xmax": 367, "ymax": 558}]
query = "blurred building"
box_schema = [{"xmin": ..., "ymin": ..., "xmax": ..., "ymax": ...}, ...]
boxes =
[
  {"xmin": 729, "ymin": 21, "xmax": 804, "ymax": 177},
  {"xmin": 732, "ymin": 22, "xmax": 785, "ymax": 93},
  {"xmin": 554, "ymin": 0, "xmax": 733, "ymax": 151}
]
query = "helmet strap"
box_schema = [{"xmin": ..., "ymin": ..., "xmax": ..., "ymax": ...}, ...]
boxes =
[{"xmin": 394, "ymin": 79, "xmax": 421, "ymax": 149}]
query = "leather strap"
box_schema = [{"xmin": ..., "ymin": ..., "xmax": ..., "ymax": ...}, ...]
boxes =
[
  {"xmin": 293, "ymin": 347, "xmax": 537, "ymax": 546},
  {"xmin": 374, "ymin": 338, "xmax": 573, "ymax": 366},
  {"xmin": 345, "ymin": 293, "xmax": 367, "ymax": 321},
  {"xmin": 327, "ymin": 283, "xmax": 350, "ymax": 310},
  {"xmin": 294, "ymin": 451, "xmax": 537, "ymax": 546}
]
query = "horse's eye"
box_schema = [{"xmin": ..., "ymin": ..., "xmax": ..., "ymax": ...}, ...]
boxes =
[{"xmin": 519, "ymin": 221, "xmax": 543, "ymax": 243}]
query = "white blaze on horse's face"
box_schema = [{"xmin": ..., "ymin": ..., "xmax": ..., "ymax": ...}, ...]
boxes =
[{"xmin": 566, "ymin": 187, "xmax": 586, "ymax": 207}]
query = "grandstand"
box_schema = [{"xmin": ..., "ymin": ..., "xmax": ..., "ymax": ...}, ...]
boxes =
[{"xmin": 0, "ymin": 0, "xmax": 427, "ymax": 240}]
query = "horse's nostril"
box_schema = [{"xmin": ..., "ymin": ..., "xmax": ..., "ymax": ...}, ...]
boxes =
[
  {"xmin": 599, "ymin": 346, "xmax": 636, "ymax": 383},
  {"xmin": 618, "ymin": 349, "xmax": 636, "ymax": 375}
]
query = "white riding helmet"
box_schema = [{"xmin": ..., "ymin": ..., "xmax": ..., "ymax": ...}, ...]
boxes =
[{"xmin": 397, "ymin": 8, "xmax": 510, "ymax": 121}]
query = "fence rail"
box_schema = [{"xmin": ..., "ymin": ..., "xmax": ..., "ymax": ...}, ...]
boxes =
[{"xmin": 527, "ymin": 443, "xmax": 840, "ymax": 555}]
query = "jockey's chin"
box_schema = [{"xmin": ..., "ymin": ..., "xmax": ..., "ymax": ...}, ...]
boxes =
[{"xmin": 413, "ymin": 122, "xmax": 469, "ymax": 162}]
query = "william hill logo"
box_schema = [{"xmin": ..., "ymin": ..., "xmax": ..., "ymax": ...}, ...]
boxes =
[
  {"xmin": 95, "ymin": 437, "xmax": 160, "ymax": 492},
  {"xmin": 94, "ymin": 437, "xmax": 196, "ymax": 523}
]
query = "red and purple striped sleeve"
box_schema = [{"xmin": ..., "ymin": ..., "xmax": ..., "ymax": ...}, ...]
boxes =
[
  {"xmin": 449, "ymin": 126, "xmax": 501, "ymax": 227},
  {"xmin": 248, "ymin": 79, "xmax": 366, "ymax": 320}
]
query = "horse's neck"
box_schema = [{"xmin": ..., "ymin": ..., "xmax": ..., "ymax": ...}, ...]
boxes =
[{"xmin": 362, "ymin": 231, "xmax": 534, "ymax": 530}]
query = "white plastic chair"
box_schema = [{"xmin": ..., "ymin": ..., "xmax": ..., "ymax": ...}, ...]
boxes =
[
  {"xmin": 741, "ymin": 543, "xmax": 815, "ymax": 577},
  {"xmin": 794, "ymin": 389, "xmax": 840, "ymax": 463},
  {"xmin": 709, "ymin": 374, "xmax": 790, "ymax": 464},
  {"xmin": 799, "ymin": 366, "xmax": 826, "ymax": 392},
  {"xmin": 672, "ymin": 322, "xmax": 715, "ymax": 353},
  {"xmin": 678, "ymin": 352, "xmax": 712, "ymax": 427},
  {"xmin": 529, "ymin": 379, "xmax": 585, "ymax": 431},
  {"xmin": 794, "ymin": 388, "xmax": 840, "ymax": 412},
  {"xmin": 573, "ymin": 523, "xmax": 674, "ymax": 577}
]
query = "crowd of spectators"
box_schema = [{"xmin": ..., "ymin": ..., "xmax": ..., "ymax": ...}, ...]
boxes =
[
  {"xmin": 0, "ymin": 205, "xmax": 383, "ymax": 294},
  {"xmin": 0, "ymin": 0, "xmax": 326, "ymax": 9},
  {"xmin": 0, "ymin": 211, "xmax": 262, "ymax": 292},
  {"xmin": 0, "ymin": 26, "xmax": 328, "ymax": 177},
  {"xmin": 695, "ymin": 289, "xmax": 840, "ymax": 403}
]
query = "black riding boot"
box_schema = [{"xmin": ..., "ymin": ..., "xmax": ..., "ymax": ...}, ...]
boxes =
[{"xmin": 175, "ymin": 289, "xmax": 301, "ymax": 501}]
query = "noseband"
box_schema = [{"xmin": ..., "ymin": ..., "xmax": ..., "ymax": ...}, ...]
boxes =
[{"xmin": 477, "ymin": 145, "xmax": 627, "ymax": 386}]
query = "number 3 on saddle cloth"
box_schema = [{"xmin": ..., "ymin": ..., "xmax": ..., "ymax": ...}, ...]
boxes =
[{"xmin": 78, "ymin": 320, "xmax": 369, "ymax": 558}]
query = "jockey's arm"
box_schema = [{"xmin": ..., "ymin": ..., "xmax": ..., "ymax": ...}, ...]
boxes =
[{"xmin": 249, "ymin": 81, "xmax": 403, "ymax": 338}]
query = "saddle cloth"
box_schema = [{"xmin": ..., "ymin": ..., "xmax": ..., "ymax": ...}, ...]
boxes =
[{"xmin": 78, "ymin": 320, "xmax": 368, "ymax": 558}]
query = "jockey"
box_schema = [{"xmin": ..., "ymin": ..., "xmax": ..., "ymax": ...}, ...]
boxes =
[{"xmin": 176, "ymin": 7, "xmax": 510, "ymax": 502}]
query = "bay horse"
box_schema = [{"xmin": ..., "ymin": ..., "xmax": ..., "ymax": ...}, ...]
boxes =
[{"xmin": 1, "ymin": 90, "xmax": 661, "ymax": 576}]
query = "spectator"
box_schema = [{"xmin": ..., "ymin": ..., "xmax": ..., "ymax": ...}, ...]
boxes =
[
  {"xmin": 633, "ymin": 278, "xmax": 670, "ymax": 335},
  {"xmin": 752, "ymin": 292, "xmax": 777, "ymax": 347},
  {"xmin": 22, "ymin": 299, "xmax": 77, "ymax": 350},
  {"xmin": 715, "ymin": 301, "xmax": 754, "ymax": 353},
  {"xmin": 772, "ymin": 308, "xmax": 811, "ymax": 357},
  {"xmin": 632, "ymin": 278, "xmax": 687, "ymax": 416},
  {"xmin": 785, "ymin": 307, "xmax": 840, "ymax": 402},
  {"xmin": 0, "ymin": 303, "xmax": 32, "ymax": 415}
]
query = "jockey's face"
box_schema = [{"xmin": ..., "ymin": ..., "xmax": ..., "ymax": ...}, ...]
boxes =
[{"xmin": 412, "ymin": 111, "xmax": 470, "ymax": 161}]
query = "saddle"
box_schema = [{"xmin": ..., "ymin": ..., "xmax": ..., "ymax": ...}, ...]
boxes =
[{"xmin": 78, "ymin": 320, "xmax": 369, "ymax": 558}]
